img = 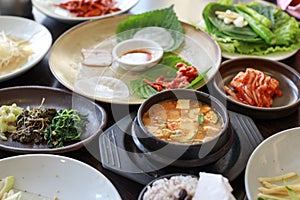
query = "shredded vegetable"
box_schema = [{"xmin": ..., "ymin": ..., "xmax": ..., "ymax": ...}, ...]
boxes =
[
  {"xmin": 257, "ymin": 172, "xmax": 300, "ymax": 200},
  {"xmin": 11, "ymin": 106, "xmax": 57, "ymax": 144},
  {"xmin": 0, "ymin": 31, "xmax": 25, "ymax": 68}
]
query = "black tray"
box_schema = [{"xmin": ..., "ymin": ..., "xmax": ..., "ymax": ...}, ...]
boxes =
[{"xmin": 99, "ymin": 111, "xmax": 263, "ymax": 185}]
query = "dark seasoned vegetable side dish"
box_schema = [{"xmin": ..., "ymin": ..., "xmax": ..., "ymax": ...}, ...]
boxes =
[
  {"xmin": 0, "ymin": 99, "xmax": 88, "ymax": 148},
  {"xmin": 142, "ymin": 99, "xmax": 223, "ymax": 144},
  {"xmin": 11, "ymin": 106, "xmax": 57, "ymax": 144}
]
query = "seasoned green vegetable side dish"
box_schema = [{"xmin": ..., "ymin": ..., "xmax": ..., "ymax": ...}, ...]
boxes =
[
  {"xmin": 201, "ymin": 1, "xmax": 300, "ymax": 55},
  {"xmin": 0, "ymin": 101, "xmax": 88, "ymax": 148}
]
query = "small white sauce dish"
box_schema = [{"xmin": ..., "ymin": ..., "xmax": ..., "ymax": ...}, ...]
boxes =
[{"xmin": 112, "ymin": 38, "xmax": 163, "ymax": 72}]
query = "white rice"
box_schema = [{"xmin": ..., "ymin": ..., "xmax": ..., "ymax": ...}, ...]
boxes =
[{"xmin": 142, "ymin": 175, "xmax": 198, "ymax": 200}]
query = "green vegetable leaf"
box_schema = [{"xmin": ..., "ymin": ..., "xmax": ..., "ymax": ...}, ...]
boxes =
[
  {"xmin": 217, "ymin": 0, "xmax": 234, "ymax": 5},
  {"xmin": 235, "ymin": 7, "xmax": 277, "ymax": 44},
  {"xmin": 202, "ymin": 3, "xmax": 261, "ymax": 42},
  {"xmin": 45, "ymin": 109, "xmax": 88, "ymax": 148},
  {"xmin": 286, "ymin": 185, "xmax": 299, "ymax": 200},
  {"xmin": 198, "ymin": 114, "xmax": 204, "ymax": 124},
  {"xmin": 115, "ymin": 5, "xmax": 184, "ymax": 51},
  {"xmin": 248, "ymin": 3, "xmax": 275, "ymax": 26}
]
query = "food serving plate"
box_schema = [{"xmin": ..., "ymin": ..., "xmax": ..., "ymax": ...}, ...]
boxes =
[
  {"xmin": 0, "ymin": 16, "xmax": 52, "ymax": 82},
  {"xmin": 49, "ymin": 14, "xmax": 221, "ymax": 104},
  {"xmin": 32, "ymin": 0, "xmax": 139, "ymax": 23},
  {"xmin": 0, "ymin": 154, "xmax": 121, "ymax": 200},
  {"xmin": 210, "ymin": 57, "xmax": 300, "ymax": 119},
  {"xmin": 194, "ymin": 0, "xmax": 299, "ymax": 61},
  {"xmin": 221, "ymin": 50, "xmax": 299, "ymax": 61},
  {"xmin": 245, "ymin": 127, "xmax": 300, "ymax": 200},
  {"xmin": 0, "ymin": 86, "xmax": 107, "ymax": 153},
  {"xmin": 99, "ymin": 111, "xmax": 263, "ymax": 185}
]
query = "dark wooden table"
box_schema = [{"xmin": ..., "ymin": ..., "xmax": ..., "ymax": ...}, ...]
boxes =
[{"xmin": 0, "ymin": 0, "xmax": 299, "ymax": 199}]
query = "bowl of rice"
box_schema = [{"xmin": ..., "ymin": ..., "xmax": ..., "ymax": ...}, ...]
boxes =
[{"xmin": 138, "ymin": 174, "xmax": 198, "ymax": 200}]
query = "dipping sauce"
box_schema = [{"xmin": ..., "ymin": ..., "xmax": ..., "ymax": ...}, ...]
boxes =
[
  {"xmin": 120, "ymin": 49, "xmax": 152, "ymax": 64},
  {"xmin": 142, "ymin": 99, "xmax": 223, "ymax": 144}
]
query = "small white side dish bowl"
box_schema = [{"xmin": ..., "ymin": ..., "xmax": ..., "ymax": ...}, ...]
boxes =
[
  {"xmin": 245, "ymin": 127, "xmax": 300, "ymax": 200},
  {"xmin": 0, "ymin": 154, "xmax": 121, "ymax": 200},
  {"xmin": 0, "ymin": 16, "xmax": 52, "ymax": 82},
  {"xmin": 112, "ymin": 38, "xmax": 163, "ymax": 72}
]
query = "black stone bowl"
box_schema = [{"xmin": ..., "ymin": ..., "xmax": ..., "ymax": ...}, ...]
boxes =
[{"xmin": 134, "ymin": 89, "xmax": 232, "ymax": 167}]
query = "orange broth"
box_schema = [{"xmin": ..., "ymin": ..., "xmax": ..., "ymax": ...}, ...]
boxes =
[{"xmin": 142, "ymin": 99, "xmax": 223, "ymax": 144}]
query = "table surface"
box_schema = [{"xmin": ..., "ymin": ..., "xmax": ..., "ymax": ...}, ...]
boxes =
[{"xmin": 0, "ymin": 0, "xmax": 299, "ymax": 199}]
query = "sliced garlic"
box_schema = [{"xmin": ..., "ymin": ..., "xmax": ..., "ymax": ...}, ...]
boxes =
[
  {"xmin": 215, "ymin": 9, "xmax": 248, "ymax": 27},
  {"xmin": 233, "ymin": 16, "xmax": 248, "ymax": 27}
]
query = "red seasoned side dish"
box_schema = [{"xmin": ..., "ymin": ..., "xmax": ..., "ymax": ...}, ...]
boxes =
[
  {"xmin": 57, "ymin": 0, "xmax": 120, "ymax": 17},
  {"xmin": 143, "ymin": 63, "xmax": 199, "ymax": 91},
  {"xmin": 224, "ymin": 68, "xmax": 282, "ymax": 107}
]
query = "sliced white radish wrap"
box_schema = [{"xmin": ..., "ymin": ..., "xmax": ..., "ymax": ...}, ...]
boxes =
[
  {"xmin": 133, "ymin": 27, "xmax": 175, "ymax": 51},
  {"xmin": 75, "ymin": 76, "xmax": 130, "ymax": 99}
]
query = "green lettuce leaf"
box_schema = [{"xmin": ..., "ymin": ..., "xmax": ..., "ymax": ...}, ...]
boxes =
[
  {"xmin": 272, "ymin": 7, "xmax": 300, "ymax": 46},
  {"xmin": 116, "ymin": 5, "xmax": 184, "ymax": 52}
]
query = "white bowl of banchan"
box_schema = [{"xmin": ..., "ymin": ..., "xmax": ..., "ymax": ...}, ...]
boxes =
[{"xmin": 112, "ymin": 38, "xmax": 164, "ymax": 72}]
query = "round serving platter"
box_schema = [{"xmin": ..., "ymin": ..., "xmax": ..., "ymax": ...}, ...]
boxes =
[
  {"xmin": 0, "ymin": 154, "xmax": 121, "ymax": 199},
  {"xmin": 0, "ymin": 16, "xmax": 52, "ymax": 83},
  {"xmin": 49, "ymin": 14, "xmax": 221, "ymax": 104},
  {"xmin": 0, "ymin": 86, "xmax": 107, "ymax": 153}
]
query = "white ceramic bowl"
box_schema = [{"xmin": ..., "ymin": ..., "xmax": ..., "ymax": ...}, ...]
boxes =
[
  {"xmin": 112, "ymin": 38, "xmax": 164, "ymax": 72},
  {"xmin": 245, "ymin": 127, "xmax": 300, "ymax": 200},
  {"xmin": 0, "ymin": 16, "xmax": 52, "ymax": 82},
  {"xmin": 0, "ymin": 154, "xmax": 121, "ymax": 200}
]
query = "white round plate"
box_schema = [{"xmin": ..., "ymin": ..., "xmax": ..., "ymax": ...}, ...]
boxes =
[
  {"xmin": 245, "ymin": 127, "xmax": 300, "ymax": 200},
  {"xmin": 32, "ymin": 0, "xmax": 140, "ymax": 23},
  {"xmin": 0, "ymin": 154, "xmax": 122, "ymax": 200},
  {"xmin": 222, "ymin": 50, "xmax": 299, "ymax": 61},
  {"xmin": 0, "ymin": 16, "xmax": 52, "ymax": 82},
  {"xmin": 49, "ymin": 14, "xmax": 221, "ymax": 104}
]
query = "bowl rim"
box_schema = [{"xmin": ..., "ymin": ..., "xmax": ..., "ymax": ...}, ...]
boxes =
[
  {"xmin": 112, "ymin": 38, "xmax": 164, "ymax": 66},
  {"xmin": 213, "ymin": 57, "xmax": 300, "ymax": 111},
  {"xmin": 136, "ymin": 89, "xmax": 230, "ymax": 147},
  {"xmin": 138, "ymin": 173, "xmax": 199, "ymax": 200},
  {"xmin": 245, "ymin": 127, "xmax": 300, "ymax": 200}
]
